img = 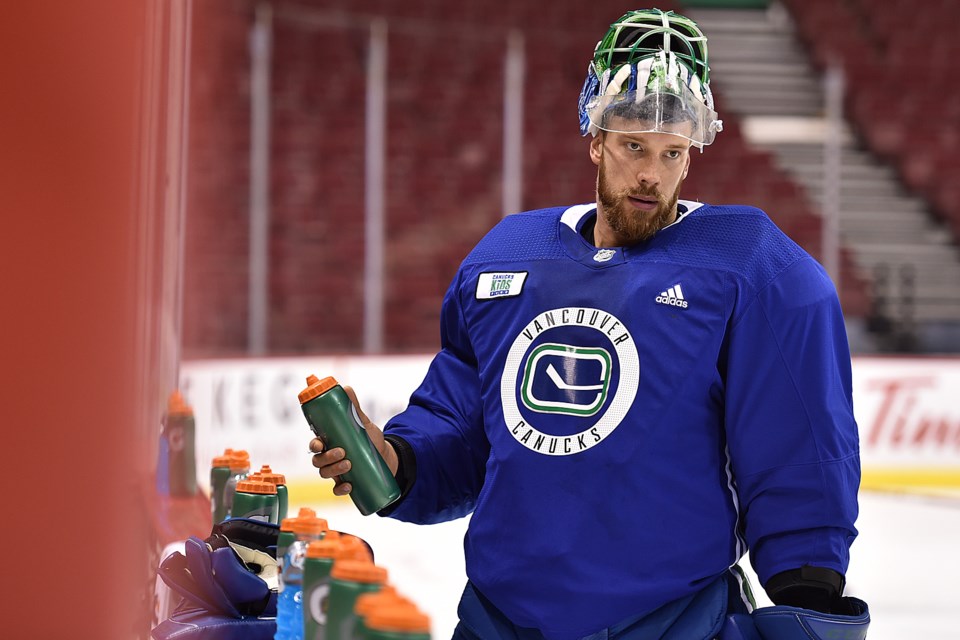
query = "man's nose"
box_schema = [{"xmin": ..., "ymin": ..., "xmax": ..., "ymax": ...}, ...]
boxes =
[{"xmin": 635, "ymin": 160, "xmax": 660, "ymax": 187}]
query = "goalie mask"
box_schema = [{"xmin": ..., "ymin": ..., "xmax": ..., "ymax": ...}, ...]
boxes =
[{"xmin": 578, "ymin": 9, "xmax": 723, "ymax": 148}]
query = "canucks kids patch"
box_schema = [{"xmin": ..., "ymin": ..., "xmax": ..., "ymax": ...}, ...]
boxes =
[{"xmin": 476, "ymin": 272, "xmax": 528, "ymax": 299}]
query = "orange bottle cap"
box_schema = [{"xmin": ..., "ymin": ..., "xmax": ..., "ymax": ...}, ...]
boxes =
[
  {"xmin": 167, "ymin": 391, "xmax": 194, "ymax": 417},
  {"xmin": 236, "ymin": 479, "xmax": 277, "ymax": 495},
  {"xmin": 353, "ymin": 585, "xmax": 403, "ymax": 616},
  {"xmin": 293, "ymin": 516, "xmax": 329, "ymax": 536},
  {"xmin": 364, "ymin": 605, "xmax": 431, "ymax": 633},
  {"xmin": 298, "ymin": 375, "xmax": 338, "ymax": 404},
  {"xmin": 306, "ymin": 539, "xmax": 342, "ymax": 559},
  {"xmin": 297, "ymin": 507, "xmax": 316, "ymax": 518},
  {"xmin": 257, "ymin": 465, "xmax": 286, "ymax": 485},
  {"xmin": 279, "ymin": 517, "xmax": 297, "ymax": 532},
  {"xmin": 229, "ymin": 450, "xmax": 250, "ymax": 472},
  {"xmin": 330, "ymin": 560, "xmax": 387, "ymax": 584},
  {"xmin": 336, "ymin": 535, "xmax": 373, "ymax": 562},
  {"xmin": 212, "ymin": 455, "xmax": 232, "ymax": 467},
  {"xmin": 323, "ymin": 530, "xmax": 341, "ymax": 540}
]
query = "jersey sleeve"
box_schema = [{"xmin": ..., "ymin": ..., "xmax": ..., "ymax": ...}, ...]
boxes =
[
  {"xmin": 380, "ymin": 268, "xmax": 490, "ymax": 524},
  {"xmin": 724, "ymin": 256, "xmax": 860, "ymax": 588}
]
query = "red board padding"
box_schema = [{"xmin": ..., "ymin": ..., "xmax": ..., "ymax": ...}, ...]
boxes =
[{"xmin": 0, "ymin": 1, "xmax": 152, "ymax": 637}]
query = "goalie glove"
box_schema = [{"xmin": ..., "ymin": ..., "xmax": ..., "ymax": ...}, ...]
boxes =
[
  {"xmin": 719, "ymin": 597, "xmax": 870, "ymax": 640},
  {"xmin": 757, "ymin": 597, "xmax": 869, "ymax": 639},
  {"xmin": 720, "ymin": 567, "xmax": 869, "ymax": 640},
  {"xmin": 158, "ymin": 534, "xmax": 278, "ymax": 619}
]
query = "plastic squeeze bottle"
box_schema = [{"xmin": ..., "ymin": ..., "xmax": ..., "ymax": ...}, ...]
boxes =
[
  {"xmin": 223, "ymin": 449, "xmax": 251, "ymax": 517},
  {"xmin": 302, "ymin": 530, "xmax": 378, "ymax": 639},
  {"xmin": 351, "ymin": 586, "xmax": 411, "ymax": 640},
  {"xmin": 360, "ymin": 605, "xmax": 431, "ymax": 640},
  {"xmin": 258, "ymin": 465, "xmax": 289, "ymax": 522},
  {"xmin": 324, "ymin": 560, "xmax": 388, "ymax": 640},
  {"xmin": 210, "ymin": 450, "xmax": 234, "ymax": 523},
  {"xmin": 301, "ymin": 538, "xmax": 344, "ymax": 640},
  {"xmin": 158, "ymin": 391, "xmax": 198, "ymax": 496},
  {"xmin": 230, "ymin": 478, "xmax": 279, "ymax": 522},
  {"xmin": 298, "ymin": 376, "xmax": 400, "ymax": 515},
  {"xmin": 276, "ymin": 516, "xmax": 329, "ymax": 640},
  {"xmin": 277, "ymin": 516, "xmax": 298, "ymax": 574}
]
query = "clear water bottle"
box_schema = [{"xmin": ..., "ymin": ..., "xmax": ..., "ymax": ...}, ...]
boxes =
[
  {"xmin": 276, "ymin": 516, "xmax": 328, "ymax": 640},
  {"xmin": 222, "ymin": 449, "xmax": 250, "ymax": 518}
]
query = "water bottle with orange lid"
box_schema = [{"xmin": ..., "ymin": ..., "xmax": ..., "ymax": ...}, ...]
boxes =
[
  {"xmin": 302, "ymin": 533, "xmax": 375, "ymax": 640},
  {"xmin": 223, "ymin": 449, "xmax": 251, "ymax": 517},
  {"xmin": 257, "ymin": 464, "xmax": 289, "ymax": 521},
  {"xmin": 230, "ymin": 478, "xmax": 279, "ymax": 522},
  {"xmin": 277, "ymin": 516, "xmax": 298, "ymax": 573},
  {"xmin": 324, "ymin": 560, "xmax": 388, "ymax": 640},
  {"xmin": 158, "ymin": 391, "xmax": 197, "ymax": 496},
  {"xmin": 353, "ymin": 587, "xmax": 418, "ymax": 640},
  {"xmin": 298, "ymin": 375, "xmax": 400, "ymax": 515},
  {"xmin": 335, "ymin": 534, "xmax": 372, "ymax": 563},
  {"xmin": 210, "ymin": 449, "xmax": 234, "ymax": 523},
  {"xmin": 361, "ymin": 604, "xmax": 431, "ymax": 640},
  {"xmin": 301, "ymin": 538, "xmax": 345, "ymax": 640},
  {"xmin": 279, "ymin": 507, "xmax": 318, "ymax": 568},
  {"xmin": 277, "ymin": 516, "xmax": 329, "ymax": 640}
]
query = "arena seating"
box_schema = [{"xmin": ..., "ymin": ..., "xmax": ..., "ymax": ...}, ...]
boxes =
[
  {"xmin": 783, "ymin": 0, "xmax": 960, "ymax": 242},
  {"xmin": 184, "ymin": 0, "xmax": 875, "ymax": 355}
]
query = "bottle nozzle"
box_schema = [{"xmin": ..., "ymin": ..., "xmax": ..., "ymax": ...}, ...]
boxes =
[{"xmin": 298, "ymin": 375, "xmax": 338, "ymax": 404}]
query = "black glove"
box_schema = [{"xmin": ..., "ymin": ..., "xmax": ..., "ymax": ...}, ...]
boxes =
[{"xmin": 765, "ymin": 566, "xmax": 857, "ymax": 614}]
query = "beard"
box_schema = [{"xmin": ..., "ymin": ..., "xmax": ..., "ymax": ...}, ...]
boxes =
[{"xmin": 597, "ymin": 162, "xmax": 682, "ymax": 245}]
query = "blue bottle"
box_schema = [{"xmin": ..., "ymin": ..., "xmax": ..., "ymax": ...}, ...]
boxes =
[{"xmin": 275, "ymin": 516, "xmax": 327, "ymax": 640}]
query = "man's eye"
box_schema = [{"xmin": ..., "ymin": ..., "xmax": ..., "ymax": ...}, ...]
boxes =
[
  {"xmin": 665, "ymin": 150, "xmax": 681, "ymax": 159},
  {"xmin": 627, "ymin": 142, "xmax": 642, "ymax": 151}
]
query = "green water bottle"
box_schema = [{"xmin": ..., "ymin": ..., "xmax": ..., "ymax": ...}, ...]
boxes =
[
  {"xmin": 210, "ymin": 450, "xmax": 233, "ymax": 523},
  {"xmin": 230, "ymin": 478, "xmax": 279, "ymax": 522},
  {"xmin": 360, "ymin": 604, "xmax": 431, "ymax": 640},
  {"xmin": 303, "ymin": 532, "xmax": 378, "ymax": 640},
  {"xmin": 298, "ymin": 376, "xmax": 400, "ymax": 515},
  {"xmin": 324, "ymin": 560, "xmax": 388, "ymax": 640},
  {"xmin": 164, "ymin": 391, "xmax": 197, "ymax": 496},
  {"xmin": 302, "ymin": 538, "xmax": 342, "ymax": 640},
  {"xmin": 350, "ymin": 586, "xmax": 406, "ymax": 640},
  {"xmin": 258, "ymin": 465, "xmax": 289, "ymax": 522}
]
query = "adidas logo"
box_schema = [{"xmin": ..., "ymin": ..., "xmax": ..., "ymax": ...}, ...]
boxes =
[{"xmin": 655, "ymin": 284, "xmax": 689, "ymax": 309}]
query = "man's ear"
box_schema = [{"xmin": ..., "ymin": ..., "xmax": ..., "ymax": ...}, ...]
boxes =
[
  {"xmin": 682, "ymin": 152, "xmax": 690, "ymax": 180},
  {"xmin": 589, "ymin": 133, "xmax": 604, "ymax": 167}
]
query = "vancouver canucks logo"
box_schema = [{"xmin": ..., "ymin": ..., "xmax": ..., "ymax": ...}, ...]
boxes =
[
  {"xmin": 501, "ymin": 307, "xmax": 640, "ymax": 456},
  {"xmin": 521, "ymin": 344, "xmax": 611, "ymax": 416}
]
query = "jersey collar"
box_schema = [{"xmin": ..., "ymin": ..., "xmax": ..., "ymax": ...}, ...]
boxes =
[{"xmin": 558, "ymin": 200, "xmax": 703, "ymax": 267}]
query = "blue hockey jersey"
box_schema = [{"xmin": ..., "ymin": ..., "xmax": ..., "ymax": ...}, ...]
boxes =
[{"xmin": 382, "ymin": 202, "xmax": 861, "ymax": 640}]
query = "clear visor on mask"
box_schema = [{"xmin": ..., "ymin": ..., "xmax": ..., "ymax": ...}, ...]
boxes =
[{"xmin": 586, "ymin": 84, "xmax": 722, "ymax": 148}]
